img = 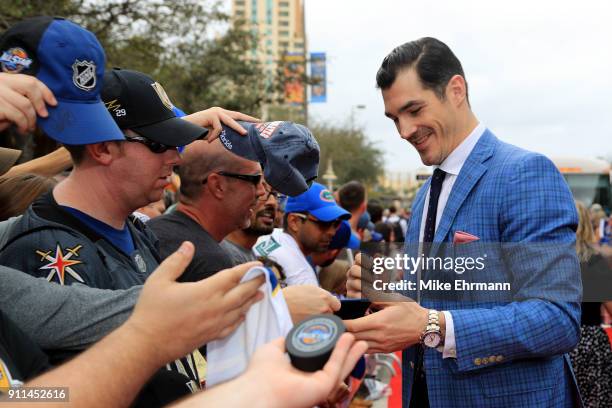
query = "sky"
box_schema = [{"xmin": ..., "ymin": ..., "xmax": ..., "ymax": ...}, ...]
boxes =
[{"xmin": 301, "ymin": 0, "xmax": 612, "ymax": 172}]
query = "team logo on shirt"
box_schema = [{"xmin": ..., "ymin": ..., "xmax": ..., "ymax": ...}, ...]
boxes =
[
  {"xmin": 254, "ymin": 237, "xmax": 280, "ymax": 256},
  {"xmin": 134, "ymin": 253, "xmax": 147, "ymax": 273},
  {"xmin": 0, "ymin": 47, "xmax": 32, "ymax": 73},
  {"xmin": 72, "ymin": 60, "xmax": 96, "ymax": 91},
  {"xmin": 36, "ymin": 244, "xmax": 85, "ymax": 285}
]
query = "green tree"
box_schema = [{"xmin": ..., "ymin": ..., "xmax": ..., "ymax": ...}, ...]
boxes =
[
  {"xmin": 311, "ymin": 121, "xmax": 385, "ymax": 187},
  {"xmin": 1, "ymin": 1, "xmax": 271, "ymax": 115},
  {"xmin": 157, "ymin": 22, "xmax": 269, "ymax": 115},
  {"xmin": 1, "ymin": 0, "xmax": 276, "ymax": 158}
]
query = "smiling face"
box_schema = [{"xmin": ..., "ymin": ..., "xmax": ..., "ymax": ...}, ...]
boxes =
[
  {"xmin": 382, "ymin": 68, "xmax": 466, "ymax": 166},
  {"xmin": 245, "ymin": 181, "xmax": 279, "ymax": 236},
  {"xmin": 222, "ymin": 160, "xmax": 266, "ymax": 231}
]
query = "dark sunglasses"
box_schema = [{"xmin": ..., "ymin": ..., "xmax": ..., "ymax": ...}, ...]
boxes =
[
  {"xmin": 293, "ymin": 213, "xmax": 342, "ymax": 230},
  {"xmin": 124, "ymin": 135, "xmax": 176, "ymax": 154},
  {"xmin": 203, "ymin": 171, "xmax": 262, "ymax": 186}
]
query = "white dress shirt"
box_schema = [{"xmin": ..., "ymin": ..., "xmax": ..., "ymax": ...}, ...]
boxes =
[{"xmin": 418, "ymin": 122, "xmax": 486, "ymax": 358}]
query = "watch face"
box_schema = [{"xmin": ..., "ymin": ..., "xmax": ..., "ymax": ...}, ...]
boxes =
[{"xmin": 423, "ymin": 332, "xmax": 441, "ymax": 348}]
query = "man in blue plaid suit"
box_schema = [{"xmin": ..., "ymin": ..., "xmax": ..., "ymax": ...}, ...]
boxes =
[{"xmin": 345, "ymin": 37, "xmax": 582, "ymax": 407}]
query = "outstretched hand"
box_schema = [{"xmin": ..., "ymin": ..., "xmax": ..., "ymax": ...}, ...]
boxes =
[
  {"xmin": 242, "ymin": 333, "xmax": 368, "ymax": 408},
  {"xmin": 183, "ymin": 107, "xmax": 260, "ymax": 142},
  {"xmin": 126, "ymin": 241, "xmax": 265, "ymax": 364}
]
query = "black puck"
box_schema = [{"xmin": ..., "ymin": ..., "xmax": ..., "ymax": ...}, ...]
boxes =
[{"xmin": 286, "ymin": 314, "xmax": 346, "ymax": 372}]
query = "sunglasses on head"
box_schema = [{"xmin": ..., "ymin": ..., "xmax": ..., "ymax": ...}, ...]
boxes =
[
  {"xmin": 293, "ymin": 213, "xmax": 342, "ymax": 230},
  {"xmin": 124, "ymin": 135, "xmax": 176, "ymax": 154},
  {"xmin": 202, "ymin": 171, "xmax": 262, "ymax": 186}
]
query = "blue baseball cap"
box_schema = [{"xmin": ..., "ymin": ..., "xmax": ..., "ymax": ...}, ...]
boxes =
[
  {"xmin": 0, "ymin": 16, "xmax": 123, "ymax": 145},
  {"xmin": 329, "ymin": 220, "xmax": 361, "ymax": 250},
  {"xmin": 217, "ymin": 121, "xmax": 319, "ymax": 196},
  {"xmin": 285, "ymin": 182, "xmax": 350, "ymax": 222}
]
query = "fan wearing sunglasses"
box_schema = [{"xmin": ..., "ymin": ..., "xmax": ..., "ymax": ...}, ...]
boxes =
[
  {"xmin": 148, "ymin": 138, "xmax": 267, "ymax": 284},
  {"xmin": 0, "ymin": 66, "xmax": 251, "ymax": 400},
  {"xmin": 0, "ymin": 20, "xmax": 260, "ymax": 404},
  {"xmin": 253, "ymin": 182, "xmax": 351, "ymax": 287}
]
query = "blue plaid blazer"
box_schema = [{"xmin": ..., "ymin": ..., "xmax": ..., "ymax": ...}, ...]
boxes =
[{"xmin": 401, "ymin": 130, "xmax": 583, "ymax": 407}]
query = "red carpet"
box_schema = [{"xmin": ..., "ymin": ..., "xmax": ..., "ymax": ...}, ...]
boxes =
[{"xmin": 388, "ymin": 352, "xmax": 402, "ymax": 408}]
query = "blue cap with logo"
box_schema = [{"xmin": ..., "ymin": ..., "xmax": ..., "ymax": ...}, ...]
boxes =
[
  {"xmin": 217, "ymin": 121, "xmax": 320, "ymax": 197},
  {"xmin": 0, "ymin": 16, "xmax": 124, "ymax": 145},
  {"xmin": 329, "ymin": 220, "xmax": 360, "ymax": 250},
  {"xmin": 285, "ymin": 182, "xmax": 350, "ymax": 222}
]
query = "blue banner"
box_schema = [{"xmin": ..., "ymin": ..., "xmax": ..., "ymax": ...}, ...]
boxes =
[{"xmin": 310, "ymin": 52, "xmax": 326, "ymax": 103}]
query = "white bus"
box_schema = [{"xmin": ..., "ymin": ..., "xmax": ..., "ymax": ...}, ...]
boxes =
[{"xmin": 551, "ymin": 157, "xmax": 612, "ymax": 212}]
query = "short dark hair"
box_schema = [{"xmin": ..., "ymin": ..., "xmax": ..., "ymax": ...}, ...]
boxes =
[
  {"xmin": 376, "ymin": 37, "xmax": 468, "ymax": 102},
  {"xmin": 367, "ymin": 200, "xmax": 383, "ymax": 223},
  {"xmin": 62, "ymin": 142, "xmax": 124, "ymax": 165},
  {"xmin": 338, "ymin": 181, "xmax": 365, "ymax": 213},
  {"xmin": 283, "ymin": 211, "xmax": 306, "ymax": 233},
  {"xmin": 62, "ymin": 144, "xmax": 87, "ymax": 165}
]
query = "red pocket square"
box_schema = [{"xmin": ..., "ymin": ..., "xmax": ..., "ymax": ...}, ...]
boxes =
[{"xmin": 453, "ymin": 231, "xmax": 480, "ymax": 244}]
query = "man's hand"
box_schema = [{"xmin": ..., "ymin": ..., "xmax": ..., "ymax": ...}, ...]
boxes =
[
  {"xmin": 183, "ymin": 107, "xmax": 260, "ymax": 143},
  {"xmin": 125, "ymin": 241, "xmax": 265, "ymax": 365},
  {"xmin": 343, "ymin": 302, "xmax": 430, "ymax": 354},
  {"xmin": 283, "ymin": 285, "xmax": 341, "ymax": 324},
  {"xmin": 346, "ymin": 252, "xmax": 378, "ymax": 299},
  {"xmin": 0, "ymin": 73, "xmax": 57, "ymax": 134},
  {"xmin": 242, "ymin": 334, "xmax": 367, "ymax": 408}
]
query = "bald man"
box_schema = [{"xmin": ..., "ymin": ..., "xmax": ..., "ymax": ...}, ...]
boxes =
[{"xmin": 148, "ymin": 139, "xmax": 266, "ymax": 282}]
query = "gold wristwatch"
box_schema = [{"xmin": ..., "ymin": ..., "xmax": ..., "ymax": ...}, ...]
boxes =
[{"xmin": 421, "ymin": 309, "xmax": 443, "ymax": 348}]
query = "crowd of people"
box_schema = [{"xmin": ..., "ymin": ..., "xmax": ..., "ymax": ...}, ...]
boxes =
[
  {"xmin": 0, "ymin": 16, "xmax": 366, "ymax": 407},
  {"xmin": 0, "ymin": 14, "xmax": 611, "ymax": 408}
]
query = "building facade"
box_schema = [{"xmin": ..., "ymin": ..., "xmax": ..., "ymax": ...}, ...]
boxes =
[{"xmin": 232, "ymin": 0, "xmax": 306, "ymax": 84}]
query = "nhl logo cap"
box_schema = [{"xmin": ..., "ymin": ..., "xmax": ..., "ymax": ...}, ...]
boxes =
[
  {"xmin": 101, "ymin": 68, "xmax": 207, "ymax": 147},
  {"xmin": 0, "ymin": 16, "xmax": 124, "ymax": 145},
  {"xmin": 217, "ymin": 121, "xmax": 320, "ymax": 197}
]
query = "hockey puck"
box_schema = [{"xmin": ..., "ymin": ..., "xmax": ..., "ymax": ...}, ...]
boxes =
[{"xmin": 286, "ymin": 314, "xmax": 346, "ymax": 372}]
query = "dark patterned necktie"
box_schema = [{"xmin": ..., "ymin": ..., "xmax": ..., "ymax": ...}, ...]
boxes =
[{"xmin": 423, "ymin": 168, "xmax": 446, "ymax": 257}]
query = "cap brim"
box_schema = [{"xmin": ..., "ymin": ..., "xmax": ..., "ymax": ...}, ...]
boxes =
[
  {"xmin": 0, "ymin": 147, "xmax": 22, "ymax": 176},
  {"xmin": 38, "ymin": 100, "xmax": 124, "ymax": 145},
  {"xmin": 329, "ymin": 221, "xmax": 350, "ymax": 249},
  {"xmin": 310, "ymin": 205, "xmax": 351, "ymax": 222},
  {"xmin": 132, "ymin": 116, "xmax": 208, "ymax": 147},
  {"xmin": 329, "ymin": 220, "xmax": 361, "ymax": 250}
]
